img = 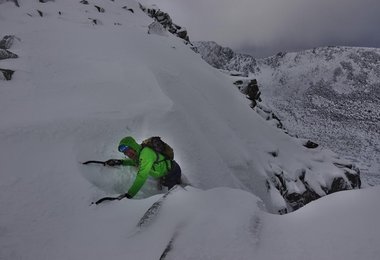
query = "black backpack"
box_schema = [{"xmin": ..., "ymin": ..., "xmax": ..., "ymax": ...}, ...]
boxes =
[{"xmin": 141, "ymin": 136, "xmax": 174, "ymax": 161}]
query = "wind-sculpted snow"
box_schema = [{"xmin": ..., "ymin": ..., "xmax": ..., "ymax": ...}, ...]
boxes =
[
  {"xmin": 137, "ymin": 186, "xmax": 183, "ymax": 229},
  {"xmin": 126, "ymin": 187, "xmax": 262, "ymax": 260}
]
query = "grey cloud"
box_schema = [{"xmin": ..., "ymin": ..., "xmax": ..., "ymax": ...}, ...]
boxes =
[{"xmin": 143, "ymin": 0, "xmax": 380, "ymax": 57}]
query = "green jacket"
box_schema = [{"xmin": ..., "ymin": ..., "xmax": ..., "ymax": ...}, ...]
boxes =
[{"xmin": 119, "ymin": 136, "xmax": 171, "ymax": 197}]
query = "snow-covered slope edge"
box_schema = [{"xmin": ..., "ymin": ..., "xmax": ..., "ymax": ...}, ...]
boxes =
[{"xmin": 195, "ymin": 41, "xmax": 380, "ymax": 186}]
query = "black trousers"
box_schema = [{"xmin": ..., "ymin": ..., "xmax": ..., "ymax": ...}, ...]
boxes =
[{"xmin": 161, "ymin": 160, "xmax": 182, "ymax": 190}]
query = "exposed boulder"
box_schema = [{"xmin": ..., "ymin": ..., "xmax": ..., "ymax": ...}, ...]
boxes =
[
  {"xmin": 79, "ymin": 0, "xmax": 89, "ymax": 5},
  {"xmin": 0, "ymin": 68, "xmax": 15, "ymax": 80},
  {"xmin": 245, "ymin": 79, "xmax": 261, "ymax": 108},
  {"xmin": 94, "ymin": 5, "xmax": 105, "ymax": 13},
  {"xmin": 303, "ymin": 140, "xmax": 319, "ymax": 149},
  {"xmin": 334, "ymin": 162, "xmax": 362, "ymax": 189},
  {"xmin": 122, "ymin": 6, "xmax": 134, "ymax": 13},
  {"xmin": 39, "ymin": 0, "xmax": 54, "ymax": 3}
]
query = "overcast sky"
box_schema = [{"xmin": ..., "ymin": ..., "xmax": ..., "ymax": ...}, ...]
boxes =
[{"xmin": 142, "ymin": 0, "xmax": 380, "ymax": 58}]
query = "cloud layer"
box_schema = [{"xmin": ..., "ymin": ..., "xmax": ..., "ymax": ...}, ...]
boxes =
[{"xmin": 143, "ymin": 0, "xmax": 380, "ymax": 57}]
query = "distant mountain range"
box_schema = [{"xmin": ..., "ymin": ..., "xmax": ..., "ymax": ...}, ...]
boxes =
[{"xmin": 194, "ymin": 41, "xmax": 380, "ymax": 185}]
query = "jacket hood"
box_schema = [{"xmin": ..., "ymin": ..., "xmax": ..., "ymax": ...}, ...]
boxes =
[{"xmin": 119, "ymin": 136, "xmax": 142, "ymax": 153}]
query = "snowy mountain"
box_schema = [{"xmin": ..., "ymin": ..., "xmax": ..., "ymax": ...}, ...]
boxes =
[
  {"xmin": 0, "ymin": 1, "xmax": 379, "ymax": 259},
  {"xmin": 193, "ymin": 41, "xmax": 258, "ymax": 77},
  {"xmin": 194, "ymin": 41, "xmax": 380, "ymax": 186}
]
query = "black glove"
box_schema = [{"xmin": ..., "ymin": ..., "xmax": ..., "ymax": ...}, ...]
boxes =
[
  {"xmin": 117, "ymin": 193, "xmax": 132, "ymax": 200},
  {"xmin": 105, "ymin": 159, "xmax": 123, "ymax": 166}
]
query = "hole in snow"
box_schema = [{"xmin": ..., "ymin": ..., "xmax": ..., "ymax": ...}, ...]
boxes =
[{"xmin": 78, "ymin": 164, "xmax": 164, "ymax": 199}]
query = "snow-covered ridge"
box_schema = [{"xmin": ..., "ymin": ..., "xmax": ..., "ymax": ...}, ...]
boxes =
[
  {"xmin": 193, "ymin": 41, "xmax": 258, "ymax": 77},
  {"xmin": 0, "ymin": 0, "xmax": 362, "ymax": 212},
  {"xmin": 195, "ymin": 41, "xmax": 380, "ymax": 186}
]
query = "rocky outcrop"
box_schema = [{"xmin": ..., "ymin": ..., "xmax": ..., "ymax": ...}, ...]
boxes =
[
  {"xmin": 0, "ymin": 49, "xmax": 18, "ymax": 60},
  {"xmin": 233, "ymin": 78, "xmax": 285, "ymax": 130},
  {"xmin": 234, "ymin": 79, "xmax": 261, "ymax": 108},
  {"xmin": 268, "ymin": 160, "xmax": 361, "ymax": 212},
  {"xmin": 0, "ymin": 35, "xmax": 19, "ymax": 80},
  {"xmin": 139, "ymin": 4, "xmax": 190, "ymax": 43}
]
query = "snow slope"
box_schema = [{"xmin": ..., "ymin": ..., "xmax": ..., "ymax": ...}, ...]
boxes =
[{"xmin": 0, "ymin": 1, "xmax": 378, "ymax": 259}]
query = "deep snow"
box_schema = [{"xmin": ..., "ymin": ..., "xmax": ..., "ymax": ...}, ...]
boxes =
[{"xmin": 0, "ymin": 1, "xmax": 379, "ymax": 259}]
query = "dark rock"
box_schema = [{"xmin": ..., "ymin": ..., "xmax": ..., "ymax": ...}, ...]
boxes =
[
  {"xmin": 37, "ymin": 10, "xmax": 43, "ymax": 17},
  {"xmin": 245, "ymin": 79, "xmax": 261, "ymax": 108},
  {"xmin": 128, "ymin": 8, "xmax": 134, "ymax": 13},
  {"xmin": 176, "ymin": 28, "xmax": 188, "ymax": 40},
  {"xmin": 230, "ymin": 72, "xmax": 245, "ymax": 76},
  {"xmin": 0, "ymin": 49, "xmax": 18, "ymax": 60},
  {"xmin": 233, "ymin": 80, "xmax": 243, "ymax": 85},
  {"xmin": 94, "ymin": 5, "xmax": 105, "ymax": 13},
  {"xmin": 80, "ymin": 0, "xmax": 89, "ymax": 4},
  {"xmin": 304, "ymin": 140, "xmax": 319, "ymax": 149},
  {"xmin": 39, "ymin": 0, "xmax": 54, "ymax": 3},
  {"xmin": 333, "ymin": 162, "xmax": 361, "ymax": 189},
  {"xmin": 344, "ymin": 169, "xmax": 361, "ymax": 189},
  {"xmin": 0, "ymin": 68, "xmax": 15, "ymax": 80},
  {"xmin": 246, "ymin": 79, "xmax": 260, "ymax": 99},
  {"xmin": 268, "ymin": 150, "xmax": 278, "ymax": 157},
  {"xmin": 88, "ymin": 18, "xmax": 100, "ymax": 25},
  {"xmin": 329, "ymin": 176, "xmax": 351, "ymax": 193}
]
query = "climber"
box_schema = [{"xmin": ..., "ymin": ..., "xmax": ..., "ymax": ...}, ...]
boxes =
[{"xmin": 105, "ymin": 136, "xmax": 182, "ymax": 199}]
